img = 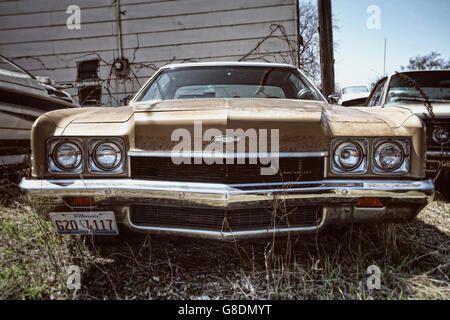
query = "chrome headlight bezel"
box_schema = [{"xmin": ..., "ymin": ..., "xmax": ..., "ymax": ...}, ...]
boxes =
[
  {"xmin": 432, "ymin": 127, "xmax": 450, "ymax": 145},
  {"xmin": 372, "ymin": 138, "xmax": 410, "ymax": 175},
  {"xmin": 88, "ymin": 138, "xmax": 125, "ymax": 174},
  {"xmin": 331, "ymin": 138, "xmax": 368, "ymax": 174},
  {"xmin": 47, "ymin": 138, "xmax": 83, "ymax": 174}
]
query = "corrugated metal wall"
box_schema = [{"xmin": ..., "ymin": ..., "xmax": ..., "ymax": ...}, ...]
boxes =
[{"xmin": 0, "ymin": 0, "xmax": 299, "ymax": 106}]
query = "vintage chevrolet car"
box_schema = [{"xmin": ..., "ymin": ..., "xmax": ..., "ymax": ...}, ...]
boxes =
[
  {"xmin": 367, "ymin": 70, "xmax": 450, "ymax": 196},
  {"xmin": 20, "ymin": 62, "xmax": 433, "ymax": 240}
]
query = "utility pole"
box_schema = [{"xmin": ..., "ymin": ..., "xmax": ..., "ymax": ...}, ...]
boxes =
[
  {"xmin": 296, "ymin": 0, "xmax": 301, "ymax": 67},
  {"xmin": 383, "ymin": 38, "xmax": 387, "ymax": 76},
  {"xmin": 317, "ymin": 0, "xmax": 335, "ymax": 97}
]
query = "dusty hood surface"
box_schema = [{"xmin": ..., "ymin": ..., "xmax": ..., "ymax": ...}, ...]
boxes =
[
  {"xmin": 68, "ymin": 106, "xmax": 135, "ymax": 124},
  {"xmin": 42, "ymin": 99, "xmax": 419, "ymax": 153}
]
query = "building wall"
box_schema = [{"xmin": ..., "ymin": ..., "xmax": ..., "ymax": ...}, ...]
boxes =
[{"xmin": 0, "ymin": 0, "xmax": 299, "ymax": 106}]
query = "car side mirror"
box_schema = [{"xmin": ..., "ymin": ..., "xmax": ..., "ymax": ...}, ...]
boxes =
[{"xmin": 327, "ymin": 95, "xmax": 337, "ymax": 104}]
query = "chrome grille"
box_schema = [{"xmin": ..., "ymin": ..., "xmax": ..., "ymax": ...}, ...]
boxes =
[
  {"xmin": 131, "ymin": 205, "xmax": 323, "ymax": 231},
  {"xmin": 130, "ymin": 156, "xmax": 324, "ymax": 184}
]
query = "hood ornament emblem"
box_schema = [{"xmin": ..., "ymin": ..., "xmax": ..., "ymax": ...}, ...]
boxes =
[{"xmin": 212, "ymin": 135, "xmax": 243, "ymax": 144}]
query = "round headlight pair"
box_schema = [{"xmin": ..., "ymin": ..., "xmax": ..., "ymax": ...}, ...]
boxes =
[
  {"xmin": 93, "ymin": 142, "xmax": 122, "ymax": 170},
  {"xmin": 53, "ymin": 142, "xmax": 82, "ymax": 170},
  {"xmin": 374, "ymin": 142, "xmax": 404, "ymax": 171},
  {"xmin": 432, "ymin": 127, "xmax": 449, "ymax": 145},
  {"xmin": 333, "ymin": 141, "xmax": 363, "ymax": 171}
]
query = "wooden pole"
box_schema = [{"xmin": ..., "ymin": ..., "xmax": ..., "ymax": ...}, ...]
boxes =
[
  {"xmin": 296, "ymin": 0, "xmax": 301, "ymax": 67},
  {"xmin": 383, "ymin": 38, "xmax": 387, "ymax": 76},
  {"xmin": 317, "ymin": 0, "xmax": 335, "ymax": 97}
]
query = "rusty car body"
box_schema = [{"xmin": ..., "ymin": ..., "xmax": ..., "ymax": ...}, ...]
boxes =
[{"xmin": 20, "ymin": 62, "xmax": 433, "ymax": 240}]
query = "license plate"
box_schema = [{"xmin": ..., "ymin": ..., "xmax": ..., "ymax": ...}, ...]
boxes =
[{"xmin": 50, "ymin": 211, "xmax": 119, "ymax": 235}]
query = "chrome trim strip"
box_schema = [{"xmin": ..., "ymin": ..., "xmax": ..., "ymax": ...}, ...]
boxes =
[
  {"xmin": 427, "ymin": 151, "xmax": 450, "ymax": 157},
  {"xmin": 161, "ymin": 61, "xmax": 298, "ymax": 69},
  {"xmin": 127, "ymin": 151, "xmax": 329, "ymax": 158},
  {"xmin": 124, "ymin": 208, "xmax": 326, "ymax": 240},
  {"xmin": 20, "ymin": 178, "xmax": 434, "ymax": 197}
]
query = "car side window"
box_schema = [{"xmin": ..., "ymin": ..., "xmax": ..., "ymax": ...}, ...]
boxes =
[{"xmin": 367, "ymin": 78, "xmax": 386, "ymax": 107}]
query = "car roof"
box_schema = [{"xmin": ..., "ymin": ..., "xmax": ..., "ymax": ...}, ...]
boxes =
[
  {"xmin": 394, "ymin": 69, "xmax": 450, "ymax": 74},
  {"xmin": 161, "ymin": 61, "xmax": 298, "ymax": 70}
]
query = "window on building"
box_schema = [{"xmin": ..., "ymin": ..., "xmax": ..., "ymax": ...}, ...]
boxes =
[
  {"xmin": 78, "ymin": 85, "xmax": 102, "ymax": 106},
  {"xmin": 77, "ymin": 59, "xmax": 99, "ymax": 81}
]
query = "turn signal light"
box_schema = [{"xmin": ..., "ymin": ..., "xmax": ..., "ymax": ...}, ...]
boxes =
[{"xmin": 356, "ymin": 197, "xmax": 384, "ymax": 208}]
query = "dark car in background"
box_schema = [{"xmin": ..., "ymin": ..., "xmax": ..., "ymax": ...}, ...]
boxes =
[
  {"xmin": 328, "ymin": 86, "xmax": 370, "ymax": 106},
  {"xmin": 0, "ymin": 55, "xmax": 79, "ymax": 174}
]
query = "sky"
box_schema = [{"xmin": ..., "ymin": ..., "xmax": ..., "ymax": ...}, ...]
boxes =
[{"xmin": 302, "ymin": 0, "xmax": 450, "ymax": 89}]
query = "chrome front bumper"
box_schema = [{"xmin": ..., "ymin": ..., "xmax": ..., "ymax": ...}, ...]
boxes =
[{"xmin": 20, "ymin": 178, "xmax": 434, "ymax": 239}]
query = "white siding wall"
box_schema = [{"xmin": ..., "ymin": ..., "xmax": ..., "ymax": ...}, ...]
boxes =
[{"xmin": 0, "ymin": 0, "xmax": 298, "ymax": 106}]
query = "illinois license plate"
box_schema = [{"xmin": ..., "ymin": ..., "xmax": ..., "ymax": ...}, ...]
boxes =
[{"xmin": 50, "ymin": 211, "xmax": 119, "ymax": 235}]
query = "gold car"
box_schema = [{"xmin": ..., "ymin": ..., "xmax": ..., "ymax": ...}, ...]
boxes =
[{"xmin": 20, "ymin": 62, "xmax": 433, "ymax": 240}]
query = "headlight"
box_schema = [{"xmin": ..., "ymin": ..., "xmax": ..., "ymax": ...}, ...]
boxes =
[
  {"xmin": 372, "ymin": 139, "xmax": 410, "ymax": 174},
  {"xmin": 93, "ymin": 142, "xmax": 122, "ymax": 170},
  {"xmin": 334, "ymin": 142, "xmax": 362, "ymax": 170},
  {"xmin": 88, "ymin": 138, "xmax": 125, "ymax": 173},
  {"xmin": 331, "ymin": 139, "xmax": 368, "ymax": 174},
  {"xmin": 374, "ymin": 142, "xmax": 403, "ymax": 171},
  {"xmin": 432, "ymin": 127, "xmax": 449, "ymax": 145},
  {"xmin": 53, "ymin": 142, "xmax": 82, "ymax": 171}
]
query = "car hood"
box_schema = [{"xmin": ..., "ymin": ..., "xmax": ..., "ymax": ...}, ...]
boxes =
[
  {"xmin": 386, "ymin": 103, "xmax": 450, "ymax": 118},
  {"xmin": 67, "ymin": 98, "xmax": 412, "ymax": 126},
  {"xmin": 42, "ymin": 99, "xmax": 419, "ymax": 152}
]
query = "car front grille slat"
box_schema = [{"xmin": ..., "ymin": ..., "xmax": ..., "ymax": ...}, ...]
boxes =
[
  {"xmin": 130, "ymin": 156, "xmax": 324, "ymax": 184},
  {"xmin": 131, "ymin": 205, "xmax": 323, "ymax": 231}
]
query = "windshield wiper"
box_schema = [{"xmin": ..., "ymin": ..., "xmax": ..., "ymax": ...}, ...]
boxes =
[{"xmin": 392, "ymin": 97, "xmax": 450, "ymax": 103}]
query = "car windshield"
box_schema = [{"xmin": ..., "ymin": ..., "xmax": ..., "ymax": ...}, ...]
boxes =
[
  {"xmin": 342, "ymin": 86, "xmax": 369, "ymax": 94},
  {"xmin": 386, "ymin": 71, "xmax": 450, "ymax": 105},
  {"xmin": 136, "ymin": 66, "xmax": 324, "ymax": 102}
]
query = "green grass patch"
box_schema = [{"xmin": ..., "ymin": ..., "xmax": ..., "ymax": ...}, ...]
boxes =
[{"xmin": 0, "ymin": 196, "xmax": 448, "ymax": 300}]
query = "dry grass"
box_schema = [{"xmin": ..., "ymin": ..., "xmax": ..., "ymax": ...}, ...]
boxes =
[{"xmin": 1, "ymin": 189, "xmax": 448, "ymax": 300}]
